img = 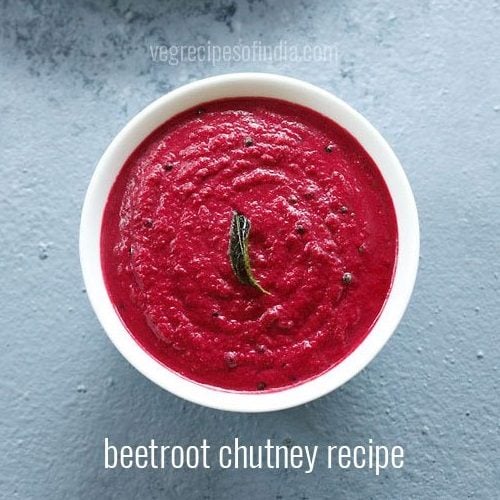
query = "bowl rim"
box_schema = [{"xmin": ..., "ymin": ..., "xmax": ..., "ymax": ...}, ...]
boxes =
[{"xmin": 80, "ymin": 72, "xmax": 419, "ymax": 412}]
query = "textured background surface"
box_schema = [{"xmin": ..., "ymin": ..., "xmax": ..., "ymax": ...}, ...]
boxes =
[{"xmin": 0, "ymin": 1, "xmax": 499, "ymax": 498}]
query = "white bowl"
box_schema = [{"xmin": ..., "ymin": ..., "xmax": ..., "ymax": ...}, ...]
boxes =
[{"xmin": 80, "ymin": 73, "xmax": 419, "ymax": 412}]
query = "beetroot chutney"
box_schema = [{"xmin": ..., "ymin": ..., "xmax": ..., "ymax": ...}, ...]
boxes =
[{"xmin": 101, "ymin": 97, "xmax": 398, "ymax": 391}]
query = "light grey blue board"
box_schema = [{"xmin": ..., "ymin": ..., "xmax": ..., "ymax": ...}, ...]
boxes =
[{"xmin": 0, "ymin": 1, "xmax": 498, "ymax": 498}]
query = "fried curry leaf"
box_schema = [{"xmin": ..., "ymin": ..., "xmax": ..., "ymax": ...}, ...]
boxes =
[{"xmin": 228, "ymin": 211, "xmax": 270, "ymax": 294}]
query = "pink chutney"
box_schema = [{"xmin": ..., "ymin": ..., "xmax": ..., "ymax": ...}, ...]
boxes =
[{"xmin": 101, "ymin": 97, "xmax": 398, "ymax": 391}]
